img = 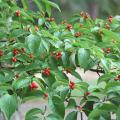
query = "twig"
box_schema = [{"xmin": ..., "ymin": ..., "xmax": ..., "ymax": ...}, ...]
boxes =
[
  {"xmin": 80, "ymin": 112, "xmax": 83, "ymax": 120},
  {"xmin": 90, "ymin": 69, "xmax": 105, "ymax": 73}
]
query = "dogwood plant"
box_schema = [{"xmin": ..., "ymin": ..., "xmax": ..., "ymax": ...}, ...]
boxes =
[{"xmin": 0, "ymin": 0, "xmax": 120, "ymax": 120}]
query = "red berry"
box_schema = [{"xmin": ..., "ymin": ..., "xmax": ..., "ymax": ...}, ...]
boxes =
[
  {"xmin": 35, "ymin": 25, "xmax": 39, "ymax": 32},
  {"xmin": 42, "ymin": 68, "xmax": 51, "ymax": 76},
  {"xmin": 46, "ymin": 18, "xmax": 55, "ymax": 22},
  {"xmin": 83, "ymin": 13, "xmax": 90, "ymax": 19},
  {"xmin": 21, "ymin": 48, "xmax": 26, "ymax": 53},
  {"xmin": 77, "ymin": 106, "xmax": 83, "ymax": 111},
  {"xmin": 15, "ymin": 10, "xmax": 21, "ymax": 17},
  {"xmin": 67, "ymin": 24, "xmax": 72, "ymax": 31},
  {"xmin": 29, "ymin": 53, "xmax": 34, "ymax": 59},
  {"xmin": 118, "ymin": 75, "xmax": 120, "ymax": 80},
  {"xmin": 44, "ymin": 93, "xmax": 48, "ymax": 98},
  {"xmin": 12, "ymin": 57, "xmax": 17, "ymax": 62},
  {"xmin": 80, "ymin": 24, "xmax": 83, "ymax": 28},
  {"xmin": 80, "ymin": 11, "xmax": 84, "ymax": 17},
  {"xmin": 15, "ymin": 74, "xmax": 19, "ymax": 79},
  {"xmin": 70, "ymin": 81, "xmax": 75, "ymax": 85},
  {"xmin": 98, "ymin": 30, "xmax": 103, "ymax": 35},
  {"xmin": 66, "ymin": 68, "xmax": 72, "ymax": 74},
  {"xmin": 56, "ymin": 52, "xmax": 62, "ymax": 60},
  {"xmin": 102, "ymin": 48, "xmax": 105, "ymax": 53},
  {"xmin": 29, "ymin": 81, "xmax": 39, "ymax": 90},
  {"xmin": 0, "ymin": 50, "xmax": 3, "ymax": 57},
  {"xmin": 69, "ymin": 81, "xmax": 75, "ymax": 90},
  {"xmin": 69, "ymin": 84, "xmax": 75, "ymax": 90},
  {"xmin": 74, "ymin": 32, "xmax": 81, "ymax": 37},
  {"xmin": 13, "ymin": 48, "xmax": 19, "ymax": 55},
  {"xmin": 104, "ymin": 23, "xmax": 110, "ymax": 29},
  {"xmin": 61, "ymin": 20, "xmax": 66, "ymax": 24},
  {"xmin": 109, "ymin": 16, "xmax": 113, "ymax": 22},
  {"xmin": 84, "ymin": 92, "xmax": 90, "ymax": 98},
  {"xmin": 106, "ymin": 48, "xmax": 111, "ymax": 53}
]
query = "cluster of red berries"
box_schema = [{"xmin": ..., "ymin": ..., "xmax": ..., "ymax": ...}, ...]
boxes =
[
  {"xmin": 15, "ymin": 10, "xmax": 21, "ymax": 17},
  {"xmin": 44, "ymin": 93, "xmax": 48, "ymax": 98},
  {"xmin": 56, "ymin": 52, "xmax": 62, "ymax": 60},
  {"xmin": 76, "ymin": 106, "xmax": 83, "ymax": 111},
  {"xmin": 46, "ymin": 18, "xmax": 55, "ymax": 22},
  {"xmin": 11, "ymin": 48, "xmax": 34, "ymax": 63},
  {"xmin": 29, "ymin": 81, "xmax": 39, "ymax": 90},
  {"xmin": 98, "ymin": 30, "xmax": 103, "ymax": 36},
  {"xmin": 0, "ymin": 49, "xmax": 4, "ymax": 57},
  {"xmin": 69, "ymin": 81, "xmax": 75, "ymax": 90},
  {"xmin": 15, "ymin": 74, "xmax": 19, "ymax": 79},
  {"xmin": 109, "ymin": 16, "xmax": 113, "ymax": 23},
  {"xmin": 102, "ymin": 48, "xmax": 111, "ymax": 53},
  {"xmin": 67, "ymin": 24, "xmax": 72, "ymax": 31},
  {"xmin": 115, "ymin": 75, "xmax": 120, "ymax": 81},
  {"xmin": 21, "ymin": 48, "xmax": 26, "ymax": 53},
  {"xmin": 42, "ymin": 68, "xmax": 51, "ymax": 76},
  {"xmin": 13, "ymin": 48, "xmax": 19, "ymax": 55},
  {"xmin": 66, "ymin": 68, "xmax": 72, "ymax": 74},
  {"xmin": 104, "ymin": 23, "xmax": 110, "ymax": 29},
  {"xmin": 12, "ymin": 57, "xmax": 17, "ymax": 62},
  {"xmin": 84, "ymin": 92, "xmax": 90, "ymax": 98},
  {"xmin": 74, "ymin": 32, "xmax": 81, "ymax": 37},
  {"xmin": 34, "ymin": 25, "xmax": 39, "ymax": 32},
  {"xmin": 80, "ymin": 24, "xmax": 83, "ymax": 28},
  {"xmin": 12, "ymin": 48, "xmax": 25, "ymax": 62},
  {"xmin": 80, "ymin": 12, "xmax": 90, "ymax": 19},
  {"xmin": 29, "ymin": 53, "xmax": 34, "ymax": 59},
  {"xmin": 61, "ymin": 20, "xmax": 66, "ymax": 24}
]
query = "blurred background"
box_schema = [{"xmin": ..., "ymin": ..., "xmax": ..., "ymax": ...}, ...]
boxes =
[
  {"xmin": 17, "ymin": 0, "xmax": 120, "ymax": 22},
  {"xmin": 52, "ymin": 0, "xmax": 120, "ymax": 21}
]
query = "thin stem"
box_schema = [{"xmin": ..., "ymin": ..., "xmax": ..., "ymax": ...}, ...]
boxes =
[
  {"xmin": 80, "ymin": 112, "xmax": 83, "ymax": 120},
  {"xmin": 90, "ymin": 69, "xmax": 105, "ymax": 73}
]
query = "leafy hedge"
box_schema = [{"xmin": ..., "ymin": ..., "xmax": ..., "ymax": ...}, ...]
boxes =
[{"xmin": 0, "ymin": 0, "xmax": 120, "ymax": 120}]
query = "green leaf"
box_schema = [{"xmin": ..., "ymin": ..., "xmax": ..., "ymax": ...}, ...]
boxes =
[
  {"xmin": 60, "ymin": 87, "xmax": 69, "ymax": 100},
  {"xmin": 46, "ymin": 114, "xmax": 63, "ymax": 120},
  {"xmin": 66, "ymin": 99, "xmax": 76, "ymax": 109},
  {"xmin": 117, "ymin": 106, "xmax": 120, "ymax": 120},
  {"xmin": 25, "ymin": 34, "xmax": 40, "ymax": 55},
  {"xmin": 69, "ymin": 51, "xmax": 76, "ymax": 67},
  {"xmin": 0, "ymin": 94, "xmax": 18, "ymax": 120},
  {"xmin": 98, "ymin": 72, "xmax": 116, "ymax": 84},
  {"xmin": 71, "ymin": 71, "xmax": 82, "ymax": 81},
  {"xmin": 48, "ymin": 95, "xmax": 65, "ymax": 118},
  {"xmin": 105, "ymin": 82, "xmax": 120, "ymax": 93},
  {"xmin": 10, "ymin": 29, "xmax": 27, "ymax": 38},
  {"xmin": 101, "ymin": 58, "xmax": 110, "ymax": 72},
  {"xmin": 38, "ymin": 18, "xmax": 45, "ymax": 26},
  {"xmin": 33, "ymin": 0, "xmax": 44, "ymax": 12},
  {"xmin": 77, "ymin": 48, "xmax": 91, "ymax": 70},
  {"xmin": 99, "ymin": 103, "xmax": 117, "ymax": 112},
  {"xmin": 65, "ymin": 111, "xmax": 78, "ymax": 120},
  {"xmin": 43, "ymin": 0, "xmax": 61, "ymax": 12},
  {"xmin": 0, "ymin": 84, "xmax": 13, "ymax": 91},
  {"xmin": 21, "ymin": 0, "xmax": 29, "ymax": 10},
  {"xmin": 25, "ymin": 108, "xmax": 44, "ymax": 120},
  {"xmin": 88, "ymin": 109, "xmax": 111, "ymax": 120},
  {"xmin": 12, "ymin": 78, "xmax": 31, "ymax": 90}
]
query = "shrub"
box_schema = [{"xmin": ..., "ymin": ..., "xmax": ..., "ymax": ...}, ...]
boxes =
[{"xmin": 0, "ymin": 1, "xmax": 120, "ymax": 120}]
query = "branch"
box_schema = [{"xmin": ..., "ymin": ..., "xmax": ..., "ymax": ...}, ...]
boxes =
[{"xmin": 90, "ymin": 69, "xmax": 105, "ymax": 73}]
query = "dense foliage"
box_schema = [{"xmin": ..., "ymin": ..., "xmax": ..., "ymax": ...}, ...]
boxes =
[{"xmin": 0, "ymin": 0, "xmax": 120, "ymax": 120}]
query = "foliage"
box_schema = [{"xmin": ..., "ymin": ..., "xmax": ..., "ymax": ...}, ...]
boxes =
[{"xmin": 0, "ymin": 0, "xmax": 120, "ymax": 120}]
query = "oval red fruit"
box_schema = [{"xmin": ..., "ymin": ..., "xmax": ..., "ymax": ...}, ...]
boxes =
[
  {"xmin": 12, "ymin": 57, "xmax": 17, "ymax": 62},
  {"xmin": 0, "ymin": 50, "xmax": 3, "ymax": 57},
  {"xmin": 42, "ymin": 68, "xmax": 51, "ymax": 76},
  {"xmin": 15, "ymin": 10, "xmax": 21, "ymax": 17}
]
